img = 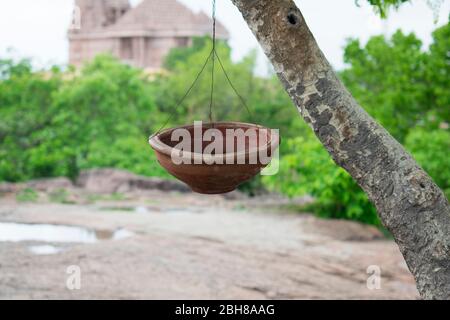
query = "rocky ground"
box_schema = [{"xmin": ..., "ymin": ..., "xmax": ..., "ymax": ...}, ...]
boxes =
[{"xmin": 0, "ymin": 169, "xmax": 419, "ymax": 299}]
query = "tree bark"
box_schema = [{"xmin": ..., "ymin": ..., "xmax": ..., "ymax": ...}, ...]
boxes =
[{"xmin": 230, "ymin": 0, "xmax": 450, "ymax": 299}]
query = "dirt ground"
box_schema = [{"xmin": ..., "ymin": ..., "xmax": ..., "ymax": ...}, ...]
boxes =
[{"xmin": 0, "ymin": 185, "xmax": 419, "ymax": 300}]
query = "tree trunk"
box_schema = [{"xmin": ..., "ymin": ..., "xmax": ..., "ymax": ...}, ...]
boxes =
[{"xmin": 231, "ymin": 0, "xmax": 450, "ymax": 299}]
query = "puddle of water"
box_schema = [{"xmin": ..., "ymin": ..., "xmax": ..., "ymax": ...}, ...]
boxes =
[
  {"xmin": 28, "ymin": 245, "xmax": 63, "ymax": 255},
  {"xmin": 0, "ymin": 222, "xmax": 97, "ymax": 243},
  {"xmin": 0, "ymin": 222, "xmax": 133, "ymax": 244}
]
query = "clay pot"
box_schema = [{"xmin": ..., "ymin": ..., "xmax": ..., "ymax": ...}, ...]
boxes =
[{"xmin": 149, "ymin": 122, "xmax": 280, "ymax": 194}]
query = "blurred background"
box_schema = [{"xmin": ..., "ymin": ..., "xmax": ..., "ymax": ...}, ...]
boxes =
[{"xmin": 0, "ymin": 0, "xmax": 448, "ymax": 299}]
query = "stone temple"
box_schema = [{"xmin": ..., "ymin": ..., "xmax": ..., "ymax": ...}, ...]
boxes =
[{"xmin": 68, "ymin": 0, "xmax": 229, "ymax": 71}]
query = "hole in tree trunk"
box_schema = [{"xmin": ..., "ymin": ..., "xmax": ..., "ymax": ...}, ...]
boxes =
[{"xmin": 287, "ymin": 13, "xmax": 298, "ymax": 25}]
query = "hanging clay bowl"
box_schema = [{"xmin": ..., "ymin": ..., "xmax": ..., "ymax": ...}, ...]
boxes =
[{"xmin": 149, "ymin": 122, "xmax": 280, "ymax": 194}]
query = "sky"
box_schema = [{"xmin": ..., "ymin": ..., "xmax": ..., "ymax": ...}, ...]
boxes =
[{"xmin": 0, "ymin": 0, "xmax": 448, "ymax": 73}]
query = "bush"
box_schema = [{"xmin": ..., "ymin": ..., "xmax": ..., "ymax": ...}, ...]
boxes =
[
  {"xmin": 406, "ymin": 128, "xmax": 450, "ymax": 199},
  {"xmin": 16, "ymin": 188, "xmax": 38, "ymax": 202},
  {"xmin": 0, "ymin": 58, "xmax": 62, "ymax": 181},
  {"xmin": 0, "ymin": 55, "xmax": 165, "ymax": 182}
]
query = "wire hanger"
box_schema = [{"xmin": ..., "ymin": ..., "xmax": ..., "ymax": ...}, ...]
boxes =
[{"xmin": 154, "ymin": 0, "xmax": 253, "ymax": 136}]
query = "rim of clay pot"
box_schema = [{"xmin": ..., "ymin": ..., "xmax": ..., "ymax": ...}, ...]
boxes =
[{"xmin": 149, "ymin": 121, "xmax": 279, "ymax": 164}]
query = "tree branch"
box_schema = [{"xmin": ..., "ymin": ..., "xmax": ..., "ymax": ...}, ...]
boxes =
[{"xmin": 231, "ymin": 0, "xmax": 450, "ymax": 299}]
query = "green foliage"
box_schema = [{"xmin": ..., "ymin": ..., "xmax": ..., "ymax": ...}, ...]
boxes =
[
  {"xmin": 341, "ymin": 23, "xmax": 450, "ymax": 142},
  {"xmin": 426, "ymin": 21, "xmax": 450, "ymax": 123},
  {"xmin": 362, "ymin": 0, "xmax": 410, "ymax": 18},
  {"xmin": 48, "ymin": 55, "xmax": 164, "ymax": 178},
  {"xmin": 406, "ymin": 128, "xmax": 450, "ymax": 198},
  {"xmin": 16, "ymin": 188, "xmax": 38, "ymax": 202},
  {"xmin": 0, "ymin": 58, "xmax": 62, "ymax": 181},
  {"xmin": 0, "ymin": 55, "xmax": 166, "ymax": 182},
  {"xmin": 340, "ymin": 31, "xmax": 428, "ymax": 141}
]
